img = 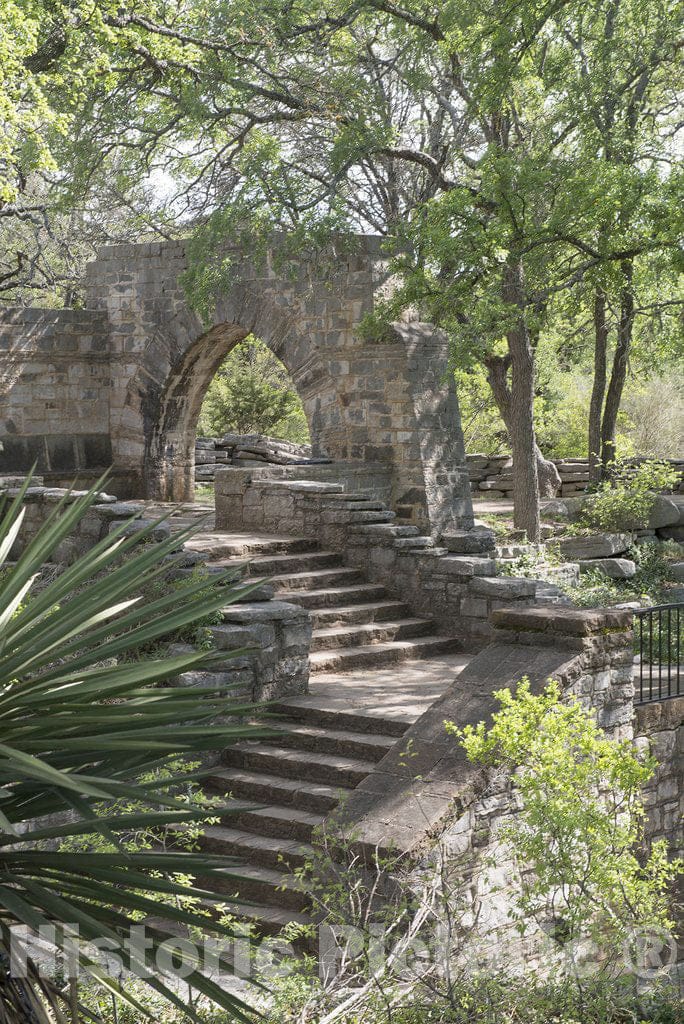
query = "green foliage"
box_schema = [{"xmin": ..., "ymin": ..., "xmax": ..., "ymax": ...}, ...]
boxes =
[
  {"xmin": 564, "ymin": 540, "xmax": 684, "ymax": 610},
  {"xmin": 449, "ymin": 679, "xmax": 681, "ymax": 957},
  {"xmin": 454, "ymin": 366, "xmax": 508, "ymax": 454},
  {"xmin": 120, "ymin": 569, "xmax": 225, "ymax": 660},
  {"xmin": 197, "ymin": 337, "xmax": 309, "ymax": 443},
  {"xmin": 497, "ymin": 544, "xmax": 562, "ymax": 580},
  {"xmin": 0, "ymin": 477, "xmax": 261, "ymax": 1023},
  {"xmin": 578, "ymin": 461, "xmax": 680, "ymax": 533}
]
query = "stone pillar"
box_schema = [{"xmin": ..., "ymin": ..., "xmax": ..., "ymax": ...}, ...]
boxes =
[{"xmin": 490, "ymin": 606, "xmax": 635, "ymax": 740}]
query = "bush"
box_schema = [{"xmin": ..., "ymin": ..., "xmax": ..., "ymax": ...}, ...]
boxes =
[{"xmin": 578, "ymin": 460, "xmax": 679, "ymax": 533}]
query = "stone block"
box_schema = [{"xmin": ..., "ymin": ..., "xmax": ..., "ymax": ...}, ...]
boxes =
[
  {"xmin": 107, "ymin": 519, "xmax": 171, "ymax": 543},
  {"xmin": 577, "ymin": 557, "xmax": 637, "ymax": 579},
  {"xmin": 470, "ymin": 576, "xmax": 536, "ymax": 599},
  {"xmin": 556, "ymin": 532, "xmax": 630, "ymax": 560},
  {"xmin": 438, "ymin": 555, "xmax": 497, "ymax": 577},
  {"xmin": 648, "ymin": 496, "xmax": 680, "ymax": 529},
  {"xmin": 442, "ymin": 528, "xmax": 496, "ymax": 554}
]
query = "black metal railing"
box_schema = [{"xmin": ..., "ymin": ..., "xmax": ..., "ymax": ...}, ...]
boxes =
[{"xmin": 634, "ymin": 604, "xmax": 683, "ymax": 704}]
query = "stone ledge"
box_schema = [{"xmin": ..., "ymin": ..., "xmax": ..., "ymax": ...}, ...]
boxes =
[
  {"xmin": 634, "ymin": 695, "xmax": 684, "ymax": 734},
  {"xmin": 491, "ymin": 605, "xmax": 634, "ymax": 637}
]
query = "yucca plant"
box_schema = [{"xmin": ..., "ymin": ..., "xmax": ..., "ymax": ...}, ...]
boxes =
[{"xmin": 0, "ymin": 477, "xmax": 267, "ymax": 1023}]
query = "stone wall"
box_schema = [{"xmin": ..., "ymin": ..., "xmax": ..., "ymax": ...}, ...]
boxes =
[
  {"xmin": 80, "ymin": 237, "xmax": 473, "ymax": 533},
  {"xmin": 335, "ymin": 607, "xmax": 681, "ymax": 977},
  {"xmin": 0, "ymin": 307, "xmax": 116, "ymax": 484},
  {"xmin": 468, "ymin": 453, "xmax": 684, "ymax": 499},
  {"xmin": 635, "ymin": 697, "xmax": 684, "ymax": 860},
  {"xmin": 0, "ymin": 235, "xmax": 475, "ymax": 535},
  {"xmin": 215, "ymin": 468, "xmax": 535, "ymax": 639}
]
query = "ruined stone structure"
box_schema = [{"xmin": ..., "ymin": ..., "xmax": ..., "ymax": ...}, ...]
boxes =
[{"xmin": 0, "ymin": 235, "xmax": 474, "ymax": 536}]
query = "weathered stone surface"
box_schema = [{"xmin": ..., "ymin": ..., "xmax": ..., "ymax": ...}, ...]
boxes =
[
  {"xmin": 647, "ymin": 495, "xmax": 681, "ymax": 529},
  {"xmin": 670, "ymin": 561, "xmax": 684, "ymax": 582},
  {"xmin": 556, "ymin": 532, "xmax": 630, "ymax": 560},
  {"xmin": 92, "ymin": 501, "xmax": 145, "ymax": 520},
  {"xmin": 658, "ymin": 525, "xmax": 684, "ymax": 541},
  {"xmin": 470, "ymin": 576, "xmax": 536, "ymax": 598},
  {"xmin": 491, "ymin": 604, "xmax": 633, "ymax": 637},
  {"xmin": 442, "ymin": 527, "xmax": 496, "ymax": 554},
  {"xmin": 577, "ymin": 557, "xmax": 637, "ymax": 579},
  {"xmin": 107, "ymin": 518, "xmax": 171, "ymax": 542}
]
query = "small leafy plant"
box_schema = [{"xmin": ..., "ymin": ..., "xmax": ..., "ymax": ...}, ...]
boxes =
[
  {"xmin": 578, "ymin": 460, "xmax": 679, "ymax": 534},
  {"xmin": 449, "ymin": 679, "xmax": 681, "ymax": 964}
]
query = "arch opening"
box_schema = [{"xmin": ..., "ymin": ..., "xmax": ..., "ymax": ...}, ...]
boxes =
[
  {"xmin": 193, "ymin": 336, "xmax": 312, "ymax": 496},
  {"xmin": 144, "ymin": 321, "xmax": 339, "ymax": 502}
]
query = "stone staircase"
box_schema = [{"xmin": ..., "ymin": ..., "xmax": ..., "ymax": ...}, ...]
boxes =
[
  {"xmin": 187, "ymin": 527, "xmax": 461, "ymax": 673},
  {"xmin": 195, "ymin": 697, "xmax": 408, "ymax": 935},
  {"xmin": 162, "ymin": 497, "xmax": 465, "ymax": 934}
]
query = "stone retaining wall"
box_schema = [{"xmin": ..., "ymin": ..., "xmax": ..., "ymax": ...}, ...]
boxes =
[
  {"xmin": 1, "ymin": 480, "xmax": 312, "ymax": 704},
  {"xmin": 635, "ymin": 697, "xmax": 684, "ymax": 860},
  {"xmin": 335, "ymin": 607, "xmax": 681, "ymax": 978},
  {"xmin": 468, "ymin": 453, "xmax": 684, "ymax": 499},
  {"xmin": 215, "ymin": 468, "xmax": 535, "ymax": 639}
]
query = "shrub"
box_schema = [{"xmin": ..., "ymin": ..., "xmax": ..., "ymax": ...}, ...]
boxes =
[
  {"xmin": 578, "ymin": 460, "xmax": 679, "ymax": 533},
  {"xmin": 198, "ymin": 336, "xmax": 309, "ymax": 442},
  {"xmin": 449, "ymin": 679, "xmax": 681, "ymax": 964},
  {"xmin": 0, "ymin": 479, "xmax": 261, "ymax": 1023}
]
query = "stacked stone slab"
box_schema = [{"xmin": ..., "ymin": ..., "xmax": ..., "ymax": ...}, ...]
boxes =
[
  {"xmin": 0, "ymin": 308, "xmax": 115, "ymax": 485},
  {"xmin": 468, "ymin": 453, "xmax": 684, "ymax": 498},
  {"xmin": 635, "ymin": 698, "xmax": 684, "ymax": 861},
  {"xmin": 194, "ymin": 433, "xmax": 328, "ymax": 483}
]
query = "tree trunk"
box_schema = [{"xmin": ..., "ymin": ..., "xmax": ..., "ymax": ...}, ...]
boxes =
[
  {"xmin": 601, "ymin": 260, "xmax": 633, "ymax": 469},
  {"xmin": 485, "ymin": 351, "xmax": 560, "ymax": 513},
  {"xmin": 588, "ymin": 288, "xmax": 608, "ymax": 483},
  {"xmin": 496, "ymin": 260, "xmax": 542, "ymax": 541}
]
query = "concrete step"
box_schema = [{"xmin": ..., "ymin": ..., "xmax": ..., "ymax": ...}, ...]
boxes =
[
  {"xmin": 269, "ymin": 567, "xmax": 365, "ymax": 591},
  {"xmin": 218, "ymin": 552, "xmax": 342, "ymax": 577},
  {"xmin": 310, "ymin": 600, "xmax": 412, "ymax": 627},
  {"xmin": 392, "ymin": 536, "xmax": 435, "ymax": 550},
  {"xmin": 222, "ymin": 742, "xmax": 376, "ymax": 788},
  {"xmin": 201, "ymin": 893, "xmax": 314, "ymax": 937},
  {"xmin": 311, "ymin": 618, "xmax": 434, "ymax": 650},
  {"xmin": 268, "ymin": 722, "xmax": 397, "ymax": 762},
  {"xmin": 309, "ymin": 635, "xmax": 462, "ymax": 673},
  {"xmin": 201, "ymin": 824, "xmax": 313, "ymax": 871},
  {"xmin": 223, "ymin": 800, "xmax": 325, "ymax": 843},
  {"xmin": 328, "ymin": 492, "xmax": 379, "ymax": 502},
  {"xmin": 205, "ymin": 768, "xmax": 347, "ymax": 814},
  {"xmin": 348, "ymin": 523, "xmax": 420, "ymax": 538},
  {"xmin": 186, "ymin": 535, "xmax": 315, "ymax": 560},
  {"xmin": 206, "ymin": 864, "xmax": 311, "ymax": 913},
  {"xmin": 272, "ymin": 701, "xmax": 410, "ymax": 738},
  {"xmin": 278, "ymin": 583, "xmax": 388, "ymax": 609},
  {"xmin": 345, "ymin": 510, "xmax": 396, "ymax": 524},
  {"xmin": 325, "ymin": 499, "xmax": 387, "ymax": 511}
]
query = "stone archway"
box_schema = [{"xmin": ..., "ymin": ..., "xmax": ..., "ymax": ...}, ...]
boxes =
[
  {"xmin": 145, "ymin": 318, "xmax": 344, "ymax": 502},
  {"xmin": 81, "ymin": 234, "xmax": 474, "ymax": 535}
]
